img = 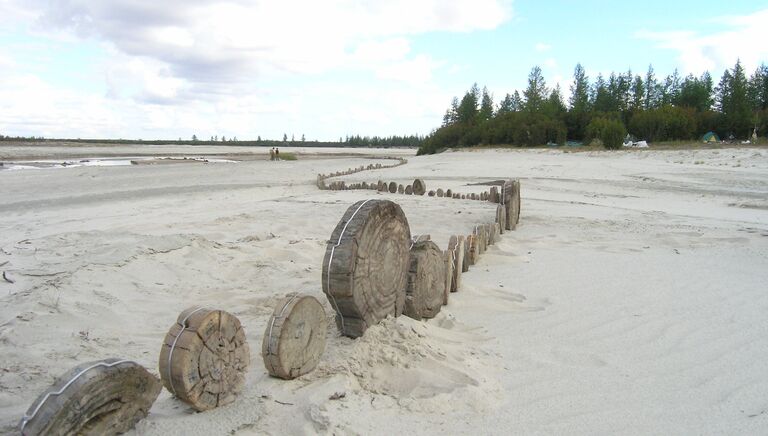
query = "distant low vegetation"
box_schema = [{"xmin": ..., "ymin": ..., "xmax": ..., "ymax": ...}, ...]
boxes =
[
  {"xmin": 0, "ymin": 134, "xmax": 424, "ymax": 149},
  {"xmin": 418, "ymin": 60, "xmax": 768, "ymax": 154}
]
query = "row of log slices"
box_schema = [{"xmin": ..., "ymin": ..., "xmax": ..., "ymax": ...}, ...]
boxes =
[
  {"xmin": 19, "ymin": 359, "xmax": 161, "ymax": 436},
  {"xmin": 262, "ymin": 294, "xmax": 327, "ymax": 380},
  {"xmin": 404, "ymin": 240, "xmax": 446, "ymax": 320},
  {"xmin": 322, "ymin": 199, "xmax": 411, "ymax": 338},
  {"xmin": 316, "ymin": 158, "xmax": 408, "ymax": 189},
  {"xmin": 159, "ymin": 307, "xmax": 250, "ymax": 411}
]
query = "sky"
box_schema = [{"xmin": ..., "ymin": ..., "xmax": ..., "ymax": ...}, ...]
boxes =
[{"xmin": 1, "ymin": 0, "xmax": 767, "ymax": 141}]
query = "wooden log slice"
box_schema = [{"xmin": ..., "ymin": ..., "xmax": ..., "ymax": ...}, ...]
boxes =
[
  {"xmin": 404, "ymin": 240, "xmax": 445, "ymax": 320},
  {"xmin": 445, "ymin": 189, "xmax": 452, "ymax": 198},
  {"xmin": 513, "ymin": 179, "xmax": 521, "ymax": 227},
  {"xmin": 474, "ymin": 226, "xmax": 487, "ymax": 255},
  {"xmin": 377, "ymin": 181, "xmax": 386, "ymax": 192},
  {"xmin": 322, "ymin": 199, "xmax": 410, "ymax": 338},
  {"xmin": 428, "ymin": 190, "xmax": 435, "ymax": 197},
  {"xmin": 436, "ymin": 188, "xmax": 444, "ymax": 197},
  {"xmin": 262, "ymin": 294, "xmax": 327, "ymax": 380},
  {"xmin": 398, "ymin": 184, "xmax": 404, "ymax": 194},
  {"xmin": 466, "ymin": 234, "xmax": 478, "ymax": 266},
  {"xmin": 491, "ymin": 223, "xmax": 500, "ymax": 245},
  {"xmin": 502, "ymin": 179, "xmax": 514, "ymax": 230},
  {"xmin": 461, "ymin": 236, "xmax": 470, "ymax": 273},
  {"xmin": 442, "ymin": 250, "xmax": 453, "ymax": 305},
  {"xmin": 388, "ymin": 182, "xmax": 397, "ymax": 193},
  {"xmin": 412, "ymin": 178, "xmax": 426, "ymax": 196},
  {"xmin": 448, "ymin": 235, "xmax": 464, "ymax": 292},
  {"xmin": 496, "ymin": 204, "xmax": 506, "ymax": 235},
  {"xmin": 484, "ymin": 224, "xmax": 493, "ymax": 246},
  {"xmin": 19, "ymin": 358, "xmax": 161, "ymax": 436},
  {"xmin": 489, "ymin": 186, "xmax": 499, "ymax": 203},
  {"xmin": 461, "ymin": 194, "xmax": 466, "ymax": 199},
  {"xmin": 404, "ymin": 185, "xmax": 413, "ymax": 195},
  {"xmin": 159, "ymin": 307, "xmax": 249, "ymax": 412}
]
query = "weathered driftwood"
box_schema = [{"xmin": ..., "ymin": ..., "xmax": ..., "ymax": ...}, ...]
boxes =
[
  {"xmin": 388, "ymin": 182, "xmax": 397, "ymax": 193},
  {"xmin": 436, "ymin": 188, "xmax": 444, "ymax": 197},
  {"xmin": 262, "ymin": 294, "xmax": 327, "ymax": 380},
  {"xmin": 405, "ymin": 185, "xmax": 413, "ymax": 195},
  {"xmin": 412, "ymin": 178, "xmax": 426, "ymax": 196},
  {"xmin": 466, "ymin": 234, "xmax": 478, "ymax": 266},
  {"xmin": 502, "ymin": 179, "xmax": 521, "ymax": 230},
  {"xmin": 404, "ymin": 240, "xmax": 445, "ymax": 320},
  {"xmin": 496, "ymin": 204, "xmax": 506, "ymax": 235},
  {"xmin": 491, "ymin": 223, "xmax": 500, "ymax": 245},
  {"xmin": 448, "ymin": 235, "xmax": 464, "ymax": 292},
  {"xmin": 159, "ymin": 307, "xmax": 249, "ymax": 411},
  {"xmin": 490, "ymin": 186, "xmax": 499, "ymax": 203},
  {"xmin": 19, "ymin": 358, "xmax": 161, "ymax": 436},
  {"xmin": 322, "ymin": 199, "xmax": 411, "ymax": 337},
  {"xmin": 443, "ymin": 250, "xmax": 453, "ymax": 305},
  {"xmin": 398, "ymin": 184, "xmax": 404, "ymax": 194}
]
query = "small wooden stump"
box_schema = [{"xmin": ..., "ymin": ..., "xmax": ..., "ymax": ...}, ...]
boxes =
[
  {"xmin": 405, "ymin": 185, "xmax": 413, "ymax": 195},
  {"xmin": 412, "ymin": 178, "xmax": 426, "ymax": 196},
  {"xmin": 262, "ymin": 294, "xmax": 327, "ymax": 380},
  {"xmin": 442, "ymin": 250, "xmax": 453, "ymax": 305},
  {"xmin": 398, "ymin": 184, "xmax": 404, "ymax": 194},
  {"xmin": 322, "ymin": 199, "xmax": 410, "ymax": 337},
  {"xmin": 388, "ymin": 182, "xmax": 397, "ymax": 193},
  {"xmin": 436, "ymin": 188, "xmax": 444, "ymax": 197},
  {"xmin": 496, "ymin": 204, "xmax": 506, "ymax": 235},
  {"xmin": 467, "ymin": 234, "xmax": 478, "ymax": 266},
  {"xmin": 159, "ymin": 307, "xmax": 250, "ymax": 411},
  {"xmin": 448, "ymin": 235, "xmax": 464, "ymax": 292},
  {"xmin": 19, "ymin": 358, "xmax": 161, "ymax": 436},
  {"xmin": 404, "ymin": 240, "xmax": 445, "ymax": 320}
]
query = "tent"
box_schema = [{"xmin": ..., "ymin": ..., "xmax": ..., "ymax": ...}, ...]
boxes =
[{"xmin": 702, "ymin": 131, "xmax": 720, "ymax": 143}]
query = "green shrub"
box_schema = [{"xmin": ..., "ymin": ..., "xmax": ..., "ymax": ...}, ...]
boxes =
[{"xmin": 586, "ymin": 117, "xmax": 626, "ymax": 150}]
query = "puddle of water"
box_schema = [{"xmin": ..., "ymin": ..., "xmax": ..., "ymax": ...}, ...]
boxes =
[{"xmin": 0, "ymin": 157, "xmax": 238, "ymax": 171}]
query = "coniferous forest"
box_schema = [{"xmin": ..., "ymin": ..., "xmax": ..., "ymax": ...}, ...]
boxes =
[{"xmin": 418, "ymin": 60, "xmax": 768, "ymax": 154}]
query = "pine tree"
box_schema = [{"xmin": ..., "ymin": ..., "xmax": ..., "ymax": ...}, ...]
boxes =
[
  {"xmin": 498, "ymin": 93, "xmax": 514, "ymax": 114},
  {"xmin": 442, "ymin": 97, "xmax": 460, "ymax": 125},
  {"xmin": 629, "ymin": 75, "xmax": 645, "ymax": 111},
  {"xmin": 457, "ymin": 84, "xmax": 480, "ymax": 124},
  {"xmin": 644, "ymin": 65, "xmax": 659, "ymax": 109},
  {"xmin": 479, "ymin": 87, "xmax": 494, "ymax": 121},
  {"xmin": 511, "ymin": 91, "xmax": 523, "ymax": 112},
  {"xmin": 569, "ymin": 63, "xmax": 591, "ymax": 112},
  {"xmin": 523, "ymin": 66, "xmax": 548, "ymax": 113}
]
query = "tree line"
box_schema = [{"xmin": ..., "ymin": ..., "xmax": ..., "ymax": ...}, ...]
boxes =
[{"xmin": 418, "ymin": 60, "xmax": 768, "ymax": 154}]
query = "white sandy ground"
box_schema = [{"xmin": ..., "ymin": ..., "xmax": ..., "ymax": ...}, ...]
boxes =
[{"xmin": 0, "ymin": 145, "xmax": 767, "ymax": 435}]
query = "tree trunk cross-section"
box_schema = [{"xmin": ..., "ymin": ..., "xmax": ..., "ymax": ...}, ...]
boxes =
[
  {"xmin": 442, "ymin": 250, "xmax": 453, "ymax": 305},
  {"xmin": 412, "ymin": 178, "xmax": 426, "ymax": 196},
  {"xmin": 496, "ymin": 204, "xmax": 506, "ymax": 235},
  {"xmin": 448, "ymin": 235, "xmax": 464, "ymax": 292},
  {"xmin": 159, "ymin": 307, "xmax": 250, "ymax": 412},
  {"xmin": 19, "ymin": 358, "xmax": 161, "ymax": 436},
  {"xmin": 388, "ymin": 182, "xmax": 397, "ymax": 193},
  {"xmin": 322, "ymin": 199, "xmax": 411, "ymax": 338},
  {"xmin": 502, "ymin": 179, "xmax": 521, "ymax": 231},
  {"xmin": 404, "ymin": 240, "xmax": 445, "ymax": 320},
  {"xmin": 262, "ymin": 294, "xmax": 327, "ymax": 380}
]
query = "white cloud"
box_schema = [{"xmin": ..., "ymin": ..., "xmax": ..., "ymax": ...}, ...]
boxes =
[
  {"xmin": 535, "ymin": 42, "xmax": 551, "ymax": 52},
  {"xmin": 637, "ymin": 8, "xmax": 768, "ymax": 74},
  {"xmin": 0, "ymin": 0, "xmax": 514, "ymax": 138}
]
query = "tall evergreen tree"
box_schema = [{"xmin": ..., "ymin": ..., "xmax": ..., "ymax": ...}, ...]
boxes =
[
  {"xmin": 479, "ymin": 87, "xmax": 494, "ymax": 121},
  {"xmin": 523, "ymin": 66, "xmax": 548, "ymax": 113},
  {"xmin": 717, "ymin": 59, "xmax": 752, "ymax": 137},
  {"xmin": 457, "ymin": 83, "xmax": 480, "ymax": 124},
  {"xmin": 644, "ymin": 65, "xmax": 660, "ymax": 109},
  {"xmin": 629, "ymin": 75, "xmax": 645, "ymax": 111},
  {"xmin": 443, "ymin": 97, "xmax": 460, "ymax": 126},
  {"xmin": 569, "ymin": 63, "xmax": 591, "ymax": 112},
  {"xmin": 498, "ymin": 93, "xmax": 514, "ymax": 114}
]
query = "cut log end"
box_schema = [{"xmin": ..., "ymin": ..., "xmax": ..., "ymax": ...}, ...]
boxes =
[
  {"xmin": 262, "ymin": 294, "xmax": 327, "ymax": 380},
  {"xmin": 404, "ymin": 240, "xmax": 445, "ymax": 320},
  {"xmin": 20, "ymin": 359, "xmax": 161, "ymax": 436},
  {"xmin": 159, "ymin": 307, "xmax": 250, "ymax": 411}
]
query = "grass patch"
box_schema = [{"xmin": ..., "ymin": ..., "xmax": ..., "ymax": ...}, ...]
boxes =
[{"xmin": 277, "ymin": 152, "xmax": 298, "ymax": 161}]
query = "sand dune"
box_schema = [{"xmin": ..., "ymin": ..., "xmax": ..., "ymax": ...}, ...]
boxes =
[{"xmin": 1, "ymin": 146, "xmax": 767, "ymax": 435}]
